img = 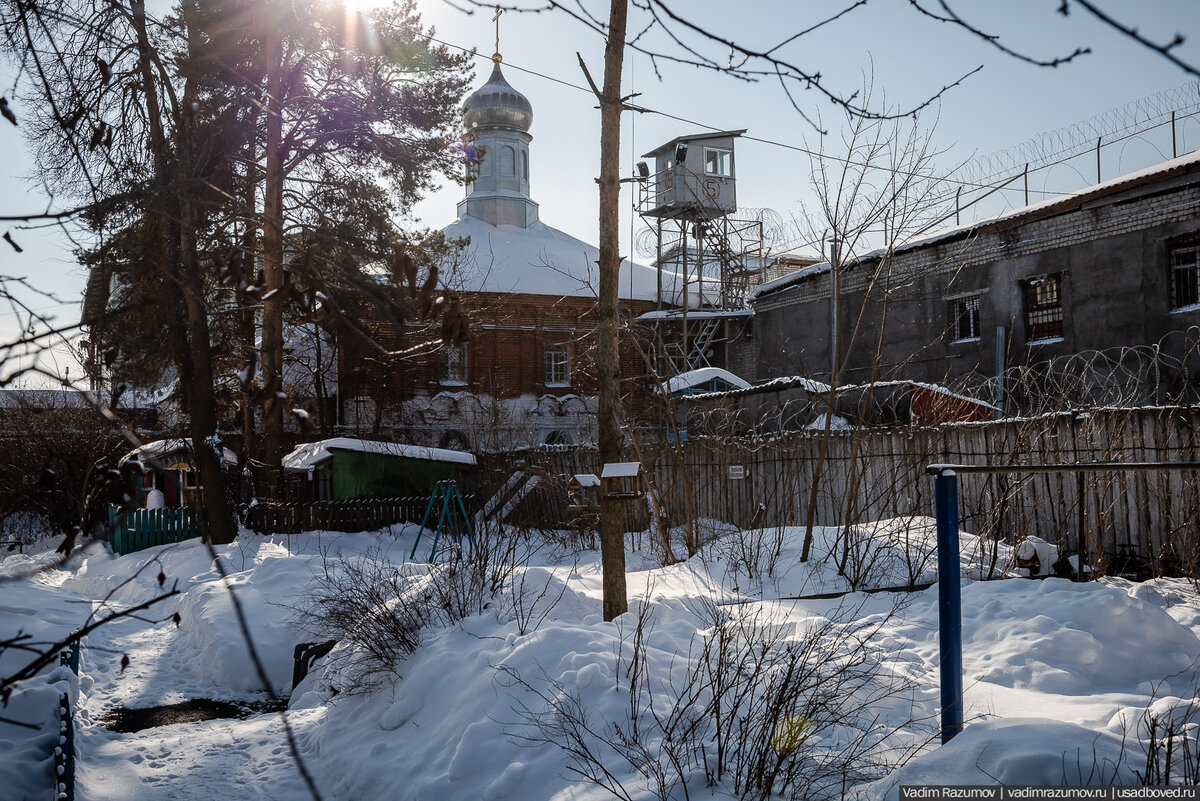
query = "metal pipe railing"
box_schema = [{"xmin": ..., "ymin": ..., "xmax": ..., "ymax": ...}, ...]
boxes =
[{"xmin": 926, "ymin": 460, "xmax": 1200, "ymax": 744}]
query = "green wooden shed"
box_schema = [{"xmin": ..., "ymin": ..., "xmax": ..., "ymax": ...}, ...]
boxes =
[{"xmin": 282, "ymin": 437, "xmax": 476, "ymax": 501}]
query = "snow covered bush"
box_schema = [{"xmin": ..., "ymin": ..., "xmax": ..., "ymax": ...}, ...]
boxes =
[
  {"xmin": 503, "ymin": 594, "xmax": 929, "ymax": 801},
  {"xmin": 298, "ymin": 529, "xmax": 537, "ymax": 693},
  {"xmin": 718, "ymin": 522, "xmax": 789, "ymax": 583},
  {"xmin": 1109, "ymin": 682, "xmax": 1200, "ymax": 786},
  {"xmin": 298, "ymin": 546, "xmax": 431, "ymax": 692}
]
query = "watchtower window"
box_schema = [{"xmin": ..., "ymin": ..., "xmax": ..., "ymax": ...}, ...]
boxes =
[{"xmin": 704, "ymin": 148, "xmax": 732, "ymax": 177}]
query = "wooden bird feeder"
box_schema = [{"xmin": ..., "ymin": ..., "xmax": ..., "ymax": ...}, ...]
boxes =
[
  {"xmin": 567, "ymin": 473, "xmax": 601, "ymax": 515},
  {"xmin": 601, "ymin": 462, "xmax": 644, "ymax": 501}
]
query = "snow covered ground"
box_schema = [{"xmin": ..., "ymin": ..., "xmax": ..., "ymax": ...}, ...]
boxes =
[{"xmin": 2, "ymin": 518, "xmax": 1199, "ymax": 800}]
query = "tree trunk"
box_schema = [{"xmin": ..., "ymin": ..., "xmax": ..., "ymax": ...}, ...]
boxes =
[
  {"xmin": 240, "ymin": 115, "xmax": 260, "ymax": 470},
  {"xmin": 597, "ymin": 0, "xmax": 630, "ymax": 622},
  {"xmin": 130, "ymin": 0, "xmax": 236, "ymax": 544},
  {"xmin": 178, "ymin": 196, "xmax": 238, "ymax": 545},
  {"xmin": 261, "ymin": 24, "xmax": 285, "ymax": 498}
]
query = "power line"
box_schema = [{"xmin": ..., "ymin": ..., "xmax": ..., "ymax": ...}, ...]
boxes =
[
  {"xmin": 419, "ymin": 25, "xmax": 1110, "ymax": 198},
  {"xmin": 417, "ymin": 20, "xmax": 1200, "ymax": 253}
]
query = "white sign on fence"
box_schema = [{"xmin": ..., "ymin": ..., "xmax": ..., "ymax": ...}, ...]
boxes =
[{"xmin": 728, "ymin": 465, "xmax": 746, "ymax": 480}]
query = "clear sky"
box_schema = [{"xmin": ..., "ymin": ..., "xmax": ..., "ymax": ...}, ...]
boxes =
[
  {"xmin": 1, "ymin": 0, "xmax": 1199, "ymax": 384},
  {"xmin": 410, "ymin": 0, "xmax": 1200, "ymax": 256}
]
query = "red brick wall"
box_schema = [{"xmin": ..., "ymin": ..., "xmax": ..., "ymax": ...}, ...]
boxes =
[{"xmin": 339, "ymin": 291, "xmax": 658, "ymax": 418}]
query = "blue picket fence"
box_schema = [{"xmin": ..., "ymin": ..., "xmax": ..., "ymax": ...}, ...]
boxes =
[
  {"xmin": 107, "ymin": 507, "xmax": 199, "ymax": 555},
  {"xmin": 55, "ymin": 637, "xmax": 79, "ymax": 801}
]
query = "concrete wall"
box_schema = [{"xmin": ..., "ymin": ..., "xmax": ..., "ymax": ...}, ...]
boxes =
[{"xmin": 741, "ymin": 165, "xmax": 1200, "ymax": 402}]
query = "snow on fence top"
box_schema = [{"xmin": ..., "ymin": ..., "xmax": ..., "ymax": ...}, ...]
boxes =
[{"xmin": 282, "ymin": 437, "xmax": 477, "ymax": 472}]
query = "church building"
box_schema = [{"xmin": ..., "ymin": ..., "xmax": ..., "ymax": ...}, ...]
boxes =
[{"xmin": 338, "ymin": 50, "xmax": 686, "ymax": 451}]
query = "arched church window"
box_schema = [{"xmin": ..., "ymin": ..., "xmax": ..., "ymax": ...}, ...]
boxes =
[
  {"xmin": 439, "ymin": 430, "xmax": 471, "ymax": 451},
  {"xmin": 521, "ymin": 150, "xmax": 528, "ymax": 181},
  {"xmin": 503, "ymin": 146, "xmax": 516, "ymax": 177},
  {"xmin": 544, "ymin": 430, "xmax": 573, "ymax": 447}
]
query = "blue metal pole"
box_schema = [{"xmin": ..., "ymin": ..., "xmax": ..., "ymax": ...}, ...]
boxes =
[{"xmin": 935, "ymin": 471, "xmax": 964, "ymax": 743}]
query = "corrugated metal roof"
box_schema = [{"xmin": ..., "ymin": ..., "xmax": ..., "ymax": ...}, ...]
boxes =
[
  {"xmin": 642, "ymin": 129, "xmax": 748, "ymax": 159},
  {"xmin": 755, "ymin": 150, "xmax": 1200, "ymax": 300}
]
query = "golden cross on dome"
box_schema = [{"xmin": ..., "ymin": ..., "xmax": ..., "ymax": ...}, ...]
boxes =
[{"xmin": 492, "ymin": 5, "xmax": 503, "ymax": 63}]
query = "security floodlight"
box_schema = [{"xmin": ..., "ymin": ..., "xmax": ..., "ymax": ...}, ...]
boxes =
[
  {"xmin": 674, "ymin": 144, "xmax": 687, "ymax": 164},
  {"xmin": 636, "ymin": 161, "xmax": 649, "ymax": 179}
]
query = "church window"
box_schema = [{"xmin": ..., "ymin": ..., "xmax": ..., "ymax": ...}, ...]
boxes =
[
  {"xmin": 440, "ymin": 343, "xmax": 468, "ymax": 385},
  {"xmin": 544, "ymin": 343, "xmax": 570, "ymax": 386}
]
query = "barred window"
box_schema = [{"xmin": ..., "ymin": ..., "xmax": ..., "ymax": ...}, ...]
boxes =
[
  {"xmin": 1170, "ymin": 245, "xmax": 1200, "ymax": 310},
  {"xmin": 544, "ymin": 343, "xmax": 570, "ymax": 386},
  {"xmin": 440, "ymin": 343, "xmax": 467, "ymax": 384},
  {"xmin": 950, "ymin": 295, "xmax": 981, "ymax": 342},
  {"xmin": 1023, "ymin": 274, "xmax": 1064, "ymax": 341}
]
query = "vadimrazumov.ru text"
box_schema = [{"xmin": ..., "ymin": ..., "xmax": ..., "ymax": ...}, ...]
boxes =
[{"xmin": 900, "ymin": 787, "xmax": 1200, "ymax": 801}]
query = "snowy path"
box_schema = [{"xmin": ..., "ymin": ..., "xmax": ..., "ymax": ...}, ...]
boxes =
[
  {"xmin": 78, "ymin": 709, "xmax": 322, "ymax": 801},
  {"xmin": 71, "ymin": 546, "xmax": 322, "ymax": 801}
]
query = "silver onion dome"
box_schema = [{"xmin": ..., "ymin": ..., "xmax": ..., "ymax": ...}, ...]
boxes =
[{"xmin": 463, "ymin": 56, "xmax": 533, "ymax": 133}]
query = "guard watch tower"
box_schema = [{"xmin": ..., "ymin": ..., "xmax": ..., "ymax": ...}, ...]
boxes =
[{"xmin": 636, "ymin": 130, "xmax": 765, "ymax": 377}]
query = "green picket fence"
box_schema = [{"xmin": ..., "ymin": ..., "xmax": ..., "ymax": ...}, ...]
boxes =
[{"xmin": 107, "ymin": 506, "xmax": 199, "ymax": 555}]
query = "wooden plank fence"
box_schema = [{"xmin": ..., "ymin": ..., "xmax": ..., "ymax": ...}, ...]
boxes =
[
  {"xmin": 480, "ymin": 407, "xmax": 1200, "ymax": 566},
  {"xmin": 244, "ymin": 496, "xmax": 465, "ymax": 536}
]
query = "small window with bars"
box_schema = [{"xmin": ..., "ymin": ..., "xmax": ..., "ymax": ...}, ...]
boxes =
[
  {"xmin": 949, "ymin": 295, "xmax": 981, "ymax": 342},
  {"xmin": 544, "ymin": 343, "xmax": 570, "ymax": 386},
  {"xmin": 1023, "ymin": 274, "xmax": 1064, "ymax": 342},
  {"xmin": 1171, "ymin": 244, "xmax": 1200, "ymax": 310}
]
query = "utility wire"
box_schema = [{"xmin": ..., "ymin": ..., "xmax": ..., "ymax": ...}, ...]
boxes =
[{"xmin": 416, "ymin": 24, "xmax": 1187, "ymax": 202}]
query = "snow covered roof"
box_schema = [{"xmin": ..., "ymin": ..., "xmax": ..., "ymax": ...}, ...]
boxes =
[
  {"xmin": 673, "ymin": 374, "xmax": 996, "ymax": 410},
  {"xmin": 635, "ymin": 309, "xmax": 752, "ymax": 321},
  {"xmin": 443, "ymin": 216, "xmax": 640, "ymax": 300},
  {"xmin": 754, "ymin": 150, "xmax": 1200, "ymax": 301},
  {"xmin": 686, "ymin": 374, "xmax": 832, "ymax": 400},
  {"xmin": 442, "ymin": 215, "xmax": 704, "ymax": 305},
  {"xmin": 749, "ymin": 261, "xmax": 831, "ymax": 300},
  {"xmin": 664, "ymin": 367, "xmax": 751, "ymax": 395},
  {"xmin": 600, "ymin": 462, "xmax": 641, "ymax": 479},
  {"xmin": 282, "ymin": 437, "xmax": 477, "ymax": 472},
  {"xmin": 119, "ymin": 439, "xmax": 238, "ymax": 468}
]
